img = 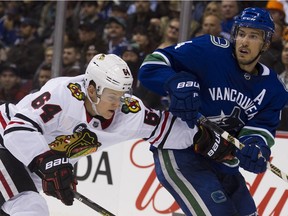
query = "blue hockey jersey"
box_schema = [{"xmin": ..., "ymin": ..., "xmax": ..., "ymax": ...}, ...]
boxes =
[{"xmin": 139, "ymin": 34, "xmax": 288, "ymax": 167}]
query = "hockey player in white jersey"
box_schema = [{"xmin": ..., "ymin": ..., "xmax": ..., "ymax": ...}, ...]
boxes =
[{"xmin": 0, "ymin": 53, "xmax": 226, "ymax": 215}]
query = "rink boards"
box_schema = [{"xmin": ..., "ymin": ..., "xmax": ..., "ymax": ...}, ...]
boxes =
[{"xmin": 46, "ymin": 135, "xmax": 288, "ymax": 216}]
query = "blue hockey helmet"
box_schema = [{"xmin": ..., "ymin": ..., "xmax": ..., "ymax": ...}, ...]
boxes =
[{"xmin": 231, "ymin": 7, "xmax": 275, "ymax": 44}]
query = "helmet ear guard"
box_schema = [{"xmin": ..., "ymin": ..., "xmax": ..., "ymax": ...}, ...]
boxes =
[
  {"xmin": 84, "ymin": 54, "xmax": 133, "ymax": 96},
  {"xmin": 231, "ymin": 7, "xmax": 275, "ymax": 45}
]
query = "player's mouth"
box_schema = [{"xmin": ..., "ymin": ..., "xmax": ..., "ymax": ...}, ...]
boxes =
[
  {"xmin": 239, "ymin": 48, "xmax": 249, "ymax": 54},
  {"xmin": 108, "ymin": 110, "xmax": 115, "ymax": 115}
]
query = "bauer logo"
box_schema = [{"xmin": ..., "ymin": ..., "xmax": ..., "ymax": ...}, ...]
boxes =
[
  {"xmin": 176, "ymin": 81, "xmax": 199, "ymax": 89},
  {"xmin": 45, "ymin": 158, "xmax": 69, "ymax": 170},
  {"xmin": 208, "ymin": 132, "xmax": 221, "ymax": 157}
]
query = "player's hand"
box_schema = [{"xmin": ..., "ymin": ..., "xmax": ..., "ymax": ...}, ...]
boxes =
[
  {"xmin": 29, "ymin": 150, "xmax": 77, "ymax": 205},
  {"xmin": 193, "ymin": 125, "xmax": 236, "ymax": 161},
  {"xmin": 235, "ymin": 136, "xmax": 271, "ymax": 174},
  {"xmin": 164, "ymin": 71, "xmax": 200, "ymax": 128}
]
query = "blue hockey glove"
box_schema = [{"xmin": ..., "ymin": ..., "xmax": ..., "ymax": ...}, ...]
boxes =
[
  {"xmin": 164, "ymin": 71, "xmax": 200, "ymax": 128},
  {"xmin": 235, "ymin": 136, "xmax": 271, "ymax": 174}
]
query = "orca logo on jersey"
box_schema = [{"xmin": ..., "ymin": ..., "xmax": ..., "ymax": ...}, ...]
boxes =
[
  {"xmin": 67, "ymin": 83, "xmax": 85, "ymax": 101},
  {"xmin": 45, "ymin": 158, "xmax": 69, "ymax": 170}
]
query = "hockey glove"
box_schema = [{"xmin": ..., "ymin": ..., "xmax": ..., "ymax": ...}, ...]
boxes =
[
  {"xmin": 193, "ymin": 125, "xmax": 236, "ymax": 161},
  {"xmin": 29, "ymin": 150, "xmax": 77, "ymax": 206},
  {"xmin": 235, "ymin": 136, "xmax": 271, "ymax": 174},
  {"xmin": 164, "ymin": 71, "xmax": 200, "ymax": 128}
]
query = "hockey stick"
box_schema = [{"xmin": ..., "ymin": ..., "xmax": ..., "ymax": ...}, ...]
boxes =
[
  {"xmin": 74, "ymin": 191, "xmax": 116, "ymax": 216},
  {"xmin": 197, "ymin": 113, "xmax": 288, "ymax": 183}
]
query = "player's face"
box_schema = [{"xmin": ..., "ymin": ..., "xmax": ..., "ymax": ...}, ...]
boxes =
[
  {"xmin": 235, "ymin": 27, "xmax": 265, "ymax": 66},
  {"xmin": 96, "ymin": 88, "xmax": 125, "ymax": 119}
]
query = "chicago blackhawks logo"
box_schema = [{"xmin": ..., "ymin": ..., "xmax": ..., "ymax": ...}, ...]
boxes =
[
  {"xmin": 67, "ymin": 83, "xmax": 85, "ymax": 101},
  {"xmin": 48, "ymin": 128, "xmax": 101, "ymax": 158},
  {"xmin": 121, "ymin": 98, "xmax": 141, "ymax": 114}
]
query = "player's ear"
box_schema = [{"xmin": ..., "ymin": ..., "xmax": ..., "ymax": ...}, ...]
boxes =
[
  {"xmin": 87, "ymin": 84, "xmax": 97, "ymax": 98},
  {"xmin": 262, "ymin": 41, "xmax": 270, "ymax": 52}
]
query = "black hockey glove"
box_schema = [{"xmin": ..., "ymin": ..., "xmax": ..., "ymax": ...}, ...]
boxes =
[
  {"xmin": 235, "ymin": 136, "xmax": 271, "ymax": 174},
  {"xmin": 164, "ymin": 71, "xmax": 200, "ymax": 128},
  {"xmin": 193, "ymin": 125, "xmax": 236, "ymax": 161},
  {"xmin": 29, "ymin": 150, "xmax": 77, "ymax": 206}
]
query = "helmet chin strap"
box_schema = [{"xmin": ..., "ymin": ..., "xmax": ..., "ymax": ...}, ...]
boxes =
[{"xmin": 86, "ymin": 91, "xmax": 101, "ymax": 115}]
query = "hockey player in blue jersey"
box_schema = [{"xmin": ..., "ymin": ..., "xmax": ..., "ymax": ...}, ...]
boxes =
[{"xmin": 139, "ymin": 7, "xmax": 288, "ymax": 216}]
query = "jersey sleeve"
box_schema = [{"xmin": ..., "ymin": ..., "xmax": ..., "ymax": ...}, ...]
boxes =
[
  {"xmin": 138, "ymin": 34, "xmax": 230, "ymax": 95},
  {"xmin": 109, "ymin": 96, "xmax": 198, "ymax": 149},
  {"xmin": 3, "ymin": 78, "xmax": 77, "ymax": 166}
]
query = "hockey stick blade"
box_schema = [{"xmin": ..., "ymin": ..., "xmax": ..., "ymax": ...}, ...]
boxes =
[
  {"xmin": 74, "ymin": 191, "xmax": 116, "ymax": 216},
  {"xmin": 197, "ymin": 113, "xmax": 288, "ymax": 183}
]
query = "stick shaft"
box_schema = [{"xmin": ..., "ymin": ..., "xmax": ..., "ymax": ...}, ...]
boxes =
[
  {"xmin": 197, "ymin": 113, "xmax": 288, "ymax": 183},
  {"xmin": 74, "ymin": 191, "xmax": 116, "ymax": 216}
]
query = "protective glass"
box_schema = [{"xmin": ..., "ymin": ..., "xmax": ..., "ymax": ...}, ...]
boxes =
[{"xmin": 99, "ymin": 89, "xmax": 132, "ymax": 104}]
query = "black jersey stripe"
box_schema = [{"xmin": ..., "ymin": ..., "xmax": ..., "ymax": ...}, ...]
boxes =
[
  {"xmin": 4, "ymin": 126, "xmax": 37, "ymax": 136},
  {"xmin": 157, "ymin": 115, "xmax": 177, "ymax": 149},
  {"xmin": 0, "ymin": 134, "xmax": 3, "ymax": 147},
  {"xmin": 143, "ymin": 110, "xmax": 162, "ymax": 141},
  {"xmin": 14, "ymin": 113, "xmax": 43, "ymax": 134},
  {"xmin": 5, "ymin": 103, "xmax": 10, "ymax": 120}
]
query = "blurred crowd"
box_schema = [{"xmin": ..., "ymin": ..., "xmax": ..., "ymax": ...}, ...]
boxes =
[{"xmin": 0, "ymin": 0, "xmax": 288, "ymax": 129}]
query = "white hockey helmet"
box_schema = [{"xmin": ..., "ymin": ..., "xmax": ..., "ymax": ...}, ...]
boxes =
[{"xmin": 84, "ymin": 53, "xmax": 133, "ymax": 95}]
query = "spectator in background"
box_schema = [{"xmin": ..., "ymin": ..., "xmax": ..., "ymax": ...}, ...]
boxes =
[
  {"xmin": 7, "ymin": 17, "xmax": 44, "ymax": 80},
  {"xmin": 79, "ymin": 1, "xmax": 105, "ymax": 38},
  {"xmin": 78, "ymin": 21, "xmax": 98, "ymax": 48},
  {"xmin": 78, "ymin": 20, "xmax": 107, "ymax": 68},
  {"xmin": 43, "ymin": 46, "xmax": 53, "ymax": 65},
  {"xmin": 109, "ymin": 4, "xmax": 128, "ymax": 20},
  {"xmin": 131, "ymin": 26, "xmax": 158, "ymax": 62},
  {"xmin": 31, "ymin": 63, "xmax": 52, "ymax": 93},
  {"xmin": 38, "ymin": 1, "xmax": 56, "ymax": 45},
  {"xmin": 130, "ymin": 14, "xmax": 167, "ymax": 109},
  {"xmin": 266, "ymin": 0, "xmax": 286, "ymax": 25},
  {"xmin": 220, "ymin": 0, "xmax": 240, "ymax": 40},
  {"xmin": 0, "ymin": 40, "xmax": 7, "ymax": 65},
  {"xmin": 0, "ymin": 2, "xmax": 5, "ymax": 19},
  {"xmin": 20, "ymin": 1, "xmax": 45, "ymax": 22},
  {"xmin": 62, "ymin": 42, "xmax": 81, "ymax": 77},
  {"xmin": 279, "ymin": 40, "xmax": 288, "ymax": 88},
  {"xmin": 259, "ymin": 21, "xmax": 285, "ymax": 74},
  {"xmin": 0, "ymin": 3, "xmax": 22, "ymax": 47},
  {"xmin": 277, "ymin": 40, "xmax": 288, "ymax": 131},
  {"xmin": 203, "ymin": 1, "xmax": 222, "ymax": 18},
  {"xmin": 190, "ymin": 1, "xmax": 223, "ymax": 39},
  {"xmin": 158, "ymin": 18, "xmax": 179, "ymax": 49},
  {"xmin": 82, "ymin": 43, "xmax": 100, "ymax": 70},
  {"xmin": 105, "ymin": 16, "xmax": 129, "ymax": 56},
  {"xmin": 167, "ymin": 0, "xmax": 181, "ymax": 19},
  {"xmin": 0, "ymin": 63, "xmax": 31, "ymax": 104},
  {"xmin": 34, "ymin": 46, "xmax": 53, "ymax": 80},
  {"xmin": 121, "ymin": 45, "xmax": 141, "ymax": 89},
  {"xmin": 126, "ymin": 0, "xmax": 158, "ymax": 40},
  {"xmin": 201, "ymin": 14, "xmax": 224, "ymax": 38}
]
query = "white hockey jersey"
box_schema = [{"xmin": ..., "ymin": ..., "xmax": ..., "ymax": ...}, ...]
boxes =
[{"xmin": 0, "ymin": 75, "xmax": 197, "ymax": 169}]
